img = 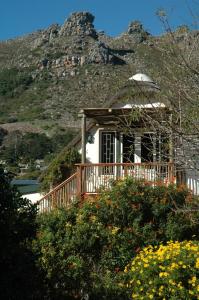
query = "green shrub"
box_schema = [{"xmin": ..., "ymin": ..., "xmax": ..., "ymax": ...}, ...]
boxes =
[
  {"xmin": 125, "ymin": 240, "xmax": 199, "ymax": 299},
  {"xmin": 40, "ymin": 148, "xmax": 81, "ymax": 191},
  {"xmin": 0, "ymin": 168, "xmax": 44, "ymax": 299},
  {"xmin": 0, "ymin": 68, "xmax": 33, "ymax": 97},
  {"xmin": 0, "ymin": 131, "xmax": 53, "ymax": 164},
  {"xmin": 33, "ymin": 178, "xmax": 199, "ymax": 299}
]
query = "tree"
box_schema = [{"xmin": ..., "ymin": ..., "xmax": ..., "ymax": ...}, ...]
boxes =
[
  {"xmin": 0, "ymin": 131, "xmax": 53, "ymax": 165},
  {"xmin": 34, "ymin": 178, "xmax": 199, "ymax": 299},
  {"xmin": 0, "ymin": 167, "xmax": 43, "ymax": 299},
  {"xmin": 111, "ymin": 10, "xmax": 199, "ymax": 180},
  {"xmin": 155, "ymin": 8, "xmax": 199, "ymax": 172},
  {"xmin": 40, "ymin": 148, "xmax": 81, "ymax": 191},
  {"xmin": 19, "ymin": 132, "xmax": 53, "ymax": 162}
]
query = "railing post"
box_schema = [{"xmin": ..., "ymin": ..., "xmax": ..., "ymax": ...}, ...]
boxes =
[
  {"xmin": 76, "ymin": 164, "xmax": 85, "ymax": 199},
  {"xmin": 124, "ymin": 165, "xmax": 128, "ymax": 177},
  {"xmin": 81, "ymin": 165, "xmax": 85, "ymax": 197},
  {"xmin": 170, "ymin": 163, "xmax": 175, "ymax": 184},
  {"xmin": 81, "ymin": 113, "xmax": 86, "ymax": 164},
  {"xmin": 76, "ymin": 165, "xmax": 82, "ymax": 199},
  {"xmin": 176, "ymin": 167, "xmax": 186, "ymax": 187},
  {"xmin": 52, "ymin": 192, "xmax": 56, "ymax": 210},
  {"xmin": 167, "ymin": 163, "xmax": 171, "ymax": 184}
]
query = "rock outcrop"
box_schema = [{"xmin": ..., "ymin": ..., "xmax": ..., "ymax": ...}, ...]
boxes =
[
  {"xmin": 59, "ymin": 12, "xmax": 98, "ymax": 39},
  {"xmin": 126, "ymin": 21, "xmax": 150, "ymax": 43},
  {"xmin": 31, "ymin": 24, "xmax": 60, "ymax": 48}
]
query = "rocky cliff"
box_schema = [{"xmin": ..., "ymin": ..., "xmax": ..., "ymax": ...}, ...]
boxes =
[{"xmin": 0, "ymin": 11, "xmax": 196, "ymax": 133}]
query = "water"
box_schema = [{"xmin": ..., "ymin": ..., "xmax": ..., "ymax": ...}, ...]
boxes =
[{"xmin": 11, "ymin": 179, "xmax": 40, "ymax": 195}]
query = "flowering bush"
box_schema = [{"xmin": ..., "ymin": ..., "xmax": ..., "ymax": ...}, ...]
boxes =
[
  {"xmin": 125, "ymin": 240, "xmax": 199, "ymax": 299},
  {"xmin": 34, "ymin": 179, "xmax": 199, "ymax": 299}
]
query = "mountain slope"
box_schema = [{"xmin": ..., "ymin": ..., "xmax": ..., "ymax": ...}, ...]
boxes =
[{"xmin": 0, "ymin": 12, "xmax": 198, "ymax": 134}]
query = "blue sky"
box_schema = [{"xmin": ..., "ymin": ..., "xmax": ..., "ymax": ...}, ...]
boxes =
[{"xmin": 0, "ymin": 0, "xmax": 197, "ymax": 41}]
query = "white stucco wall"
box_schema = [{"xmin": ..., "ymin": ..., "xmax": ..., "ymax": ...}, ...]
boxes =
[
  {"xmin": 86, "ymin": 126, "xmax": 100, "ymax": 163},
  {"xmin": 78, "ymin": 126, "xmax": 143, "ymax": 164},
  {"xmin": 22, "ymin": 193, "xmax": 43, "ymax": 204}
]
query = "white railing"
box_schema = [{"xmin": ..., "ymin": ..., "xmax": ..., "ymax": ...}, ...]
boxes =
[{"xmin": 77, "ymin": 162, "xmax": 175, "ymax": 194}]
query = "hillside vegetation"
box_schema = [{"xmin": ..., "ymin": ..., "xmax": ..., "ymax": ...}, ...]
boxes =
[
  {"xmin": 0, "ymin": 11, "xmax": 198, "ymax": 176},
  {"xmin": 0, "ymin": 12, "xmax": 196, "ymax": 129}
]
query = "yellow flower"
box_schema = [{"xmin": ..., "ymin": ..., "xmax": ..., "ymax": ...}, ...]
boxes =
[
  {"xmin": 89, "ymin": 215, "xmax": 97, "ymax": 222},
  {"xmin": 189, "ymin": 290, "xmax": 194, "ymax": 295},
  {"xmin": 169, "ymin": 279, "xmax": 176, "ymax": 285},
  {"xmin": 196, "ymin": 258, "xmax": 199, "ymax": 268},
  {"xmin": 159, "ymin": 272, "xmax": 168, "ymax": 277},
  {"xmin": 125, "ymin": 241, "xmax": 199, "ymax": 300},
  {"xmin": 111, "ymin": 226, "xmax": 120, "ymax": 234},
  {"xmin": 182, "ymin": 265, "xmax": 187, "ymax": 269},
  {"xmin": 132, "ymin": 293, "xmax": 138, "ymax": 298}
]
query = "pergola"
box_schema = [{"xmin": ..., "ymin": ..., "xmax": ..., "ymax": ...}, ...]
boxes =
[{"xmin": 79, "ymin": 106, "xmax": 172, "ymax": 163}]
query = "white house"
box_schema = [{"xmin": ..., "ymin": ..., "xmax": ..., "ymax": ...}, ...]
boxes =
[
  {"xmin": 37, "ymin": 73, "xmax": 199, "ymax": 213},
  {"xmin": 77, "ymin": 73, "xmax": 171, "ymax": 165}
]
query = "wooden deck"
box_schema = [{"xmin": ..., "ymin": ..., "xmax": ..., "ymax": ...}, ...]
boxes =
[{"xmin": 37, "ymin": 162, "xmax": 177, "ymax": 213}]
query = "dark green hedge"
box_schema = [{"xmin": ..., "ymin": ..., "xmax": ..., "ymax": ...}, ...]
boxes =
[{"xmin": 34, "ymin": 178, "xmax": 199, "ymax": 299}]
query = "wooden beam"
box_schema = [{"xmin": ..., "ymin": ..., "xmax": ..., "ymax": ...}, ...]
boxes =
[
  {"xmin": 81, "ymin": 113, "xmax": 86, "ymax": 163},
  {"xmin": 169, "ymin": 114, "xmax": 173, "ymax": 162}
]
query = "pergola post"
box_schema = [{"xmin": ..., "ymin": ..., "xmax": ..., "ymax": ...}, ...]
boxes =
[
  {"xmin": 81, "ymin": 113, "xmax": 86, "ymax": 163},
  {"xmin": 169, "ymin": 113, "xmax": 173, "ymax": 163}
]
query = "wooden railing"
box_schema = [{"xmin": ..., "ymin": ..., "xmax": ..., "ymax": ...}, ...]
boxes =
[
  {"xmin": 37, "ymin": 162, "xmax": 176, "ymax": 213},
  {"xmin": 76, "ymin": 162, "xmax": 175, "ymax": 195},
  {"xmin": 37, "ymin": 162, "xmax": 199, "ymax": 213},
  {"xmin": 177, "ymin": 168, "xmax": 199, "ymax": 196},
  {"xmin": 37, "ymin": 173, "xmax": 78, "ymax": 213}
]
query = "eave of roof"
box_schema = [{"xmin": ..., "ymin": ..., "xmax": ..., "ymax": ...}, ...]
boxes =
[{"xmin": 66, "ymin": 79, "xmax": 170, "ymax": 149}]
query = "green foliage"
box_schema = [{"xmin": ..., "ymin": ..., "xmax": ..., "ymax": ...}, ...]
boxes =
[
  {"xmin": 20, "ymin": 132, "xmax": 53, "ymax": 161},
  {"xmin": 0, "ymin": 67, "xmax": 33, "ymax": 97},
  {"xmin": 0, "ymin": 129, "xmax": 76, "ymax": 177},
  {"xmin": 17, "ymin": 169, "xmax": 41, "ymax": 179},
  {"xmin": 0, "ymin": 130, "xmax": 22, "ymax": 165},
  {"xmin": 0, "ymin": 127, "xmax": 8, "ymax": 145},
  {"xmin": 125, "ymin": 240, "xmax": 199, "ymax": 299},
  {"xmin": 45, "ymin": 51, "xmax": 65, "ymax": 60},
  {"xmin": 0, "ymin": 131, "xmax": 53, "ymax": 164},
  {"xmin": 51, "ymin": 130, "xmax": 76, "ymax": 153},
  {"xmin": 33, "ymin": 178, "xmax": 199, "ymax": 299},
  {"xmin": 40, "ymin": 148, "xmax": 81, "ymax": 191},
  {"xmin": 0, "ymin": 167, "xmax": 43, "ymax": 299}
]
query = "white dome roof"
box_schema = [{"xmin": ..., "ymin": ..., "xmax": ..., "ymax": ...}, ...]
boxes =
[{"xmin": 129, "ymin": 73, "xmax": 154, "ymax": 83}]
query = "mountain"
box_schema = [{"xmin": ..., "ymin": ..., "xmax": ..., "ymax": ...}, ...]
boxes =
[{"xmin": 0, "ymin": 11, "xmax": 195, "ymax": 135}]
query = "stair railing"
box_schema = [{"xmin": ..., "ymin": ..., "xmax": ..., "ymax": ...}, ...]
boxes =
[{"xmin": 37, "ymin": 172, "xmax": 78, "ymax": 213}]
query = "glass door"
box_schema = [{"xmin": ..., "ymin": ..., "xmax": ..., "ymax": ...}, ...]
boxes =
[
  {"xmin": 100, "ymin": 131, "xmax": 116, "ymax": 163},
  {"xmin": 100, "ymin": 131, "xmax": 116, "ymax": 175}
]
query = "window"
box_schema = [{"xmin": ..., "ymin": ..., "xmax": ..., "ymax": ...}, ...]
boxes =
[
  {"xmin": 100, "ymin": 131, "xmax": 115, "ymax": 163},
  {"xmin": 122, "ymin": 134, "xmax": 135, "ymax": 163}
]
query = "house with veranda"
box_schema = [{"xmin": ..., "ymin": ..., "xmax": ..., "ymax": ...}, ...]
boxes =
[{"xmin": 38, "ymin": 73, "xmax": 199, "ymax": 212}]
